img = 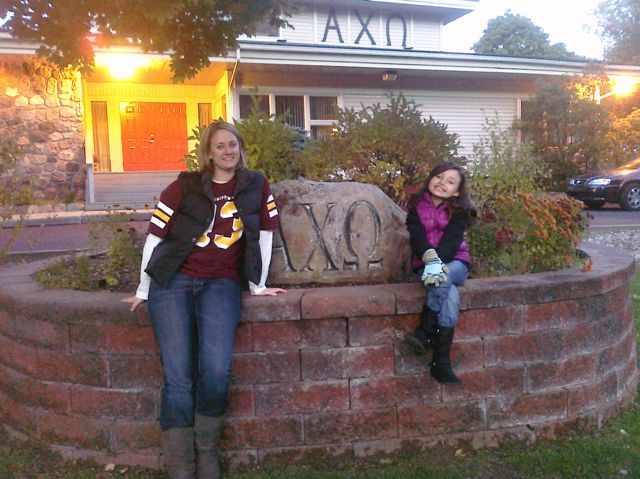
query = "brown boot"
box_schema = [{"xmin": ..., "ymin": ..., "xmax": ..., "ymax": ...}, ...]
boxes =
[
  {"xmin": 162, "ymin": 427, "xmax": 196, "ymax": 479},
  {"xmin": 195, "ymin": 414, "xmax": 225, "ymax": 479}
]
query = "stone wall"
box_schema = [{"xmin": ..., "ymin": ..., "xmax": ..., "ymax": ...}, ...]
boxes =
[
  {"xmin": 0, "ymin": 58, "xmax": 85, "ymax": 205},
  {"xmin": 0, "ymin": 242, "xmax": 636, "ymax": 470}
]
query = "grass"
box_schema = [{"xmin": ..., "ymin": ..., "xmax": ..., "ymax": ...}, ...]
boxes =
[{"xmin": 1, "ymin": 269, "xmax": 639, "ymax": 479}]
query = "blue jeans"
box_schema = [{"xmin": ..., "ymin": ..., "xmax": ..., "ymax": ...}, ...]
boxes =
[
  {"xmin": 424, "ymin": 260, "xmax": 469, "ymax": 328},
  {"xmin": 148, "ymin": 273, "xmax": 242, "ymax": 430}
]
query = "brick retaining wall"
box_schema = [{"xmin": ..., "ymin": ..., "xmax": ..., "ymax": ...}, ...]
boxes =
[{"xmin": 0, "ymin": 242, "xmax": 637, "ymax": 470}]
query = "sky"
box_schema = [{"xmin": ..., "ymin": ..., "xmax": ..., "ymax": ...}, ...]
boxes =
[{"xmin": 442, "ymin": 0, "xmax": 606, "ymax": 60}]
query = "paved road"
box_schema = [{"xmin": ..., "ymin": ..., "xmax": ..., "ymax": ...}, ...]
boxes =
[
  {"xmin": 1, "ymin": 208, "xmax": 637, "ymax": 255},
  {"xmin": 587, "ymin": 206, "xmax": 640, "ymax": 227}
]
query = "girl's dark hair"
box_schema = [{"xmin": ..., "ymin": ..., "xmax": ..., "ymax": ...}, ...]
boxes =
[{"xmin": 409, "ymin": 162, "xmax": 476, "ymax": 219}]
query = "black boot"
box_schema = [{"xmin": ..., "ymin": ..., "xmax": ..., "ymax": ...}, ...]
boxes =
[
  {"xmin": 405, "ymin": 307, "xmax": 438, "ymax": 355},
  {"xmin": 162, "ymin": 427, "xmax": 196, "ymax": 479},
  {"xmin": 430, "ymin": 326, "xmax": 461, "ymax": 385}
]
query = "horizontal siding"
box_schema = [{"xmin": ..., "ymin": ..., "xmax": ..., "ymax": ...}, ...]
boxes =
[
  {"xmin": 282, "ymin": 3, "xmax": 441, "ymax": 50},
  {"xmin": 342, "ymin": 92, "xmax": 518, "ymax": 157},
  {"xmin": 412, "ymin": 16, "xmax": 441, "ymax": 50}
]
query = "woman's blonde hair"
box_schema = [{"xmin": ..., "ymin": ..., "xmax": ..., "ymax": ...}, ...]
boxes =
[{"xmin": 197, "ymin": 120, "xmax": 248, "ymax": 173}]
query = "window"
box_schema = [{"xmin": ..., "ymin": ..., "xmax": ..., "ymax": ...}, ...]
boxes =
[
  {"xmin": 198, "ymin": 103, "xmax": 212, "ymax": 127},
  {"xmin": 255, "ymin": 19, "xmax": 280, "ymax": 37},
  {"xmin": 238, "ymin": 93, "xmax": 339, "ymax": 137},
  {"xmin": 275, "ymin": 96, "xmax": 305, "ymax": 129},
  {"xmin": 239, "ymin": 94, "xmax": 269, "ymax": 118}
]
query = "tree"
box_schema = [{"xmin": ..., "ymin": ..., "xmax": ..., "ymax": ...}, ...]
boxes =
[
  {"xmin": 473, "ymin": 11, "xmax": 580, "ymax": 60},
  {"xmin": 596, "ymin": 0, "xmax": 640, "ymax": 64},
  {"xmin": 518, "ymin": 79, "xmax": 611, "ymax": 188},
  {"xmin": 0, "ymin": 0, "xmax": 292, "ymax": 80}
]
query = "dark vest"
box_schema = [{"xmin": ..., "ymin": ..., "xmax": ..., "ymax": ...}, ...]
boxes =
[{"xmin": 146, "ymin": 168, "xmax": 265, "ymax": 287}]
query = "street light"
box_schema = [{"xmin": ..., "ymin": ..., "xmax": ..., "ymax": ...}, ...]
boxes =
[{"xmin": 594, "ymin": 77, "xmax": 639, "ymax": 104}]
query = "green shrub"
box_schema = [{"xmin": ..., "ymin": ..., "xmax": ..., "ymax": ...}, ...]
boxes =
[
  {"xmin": 470, "ymin": 117, "xmax": 548, "ymax": 210},
  {"xmin": 469, "ymin": 194, "xmax": 588, "ymax": 277},
  {"xmin": 304, "ymin": 93, "xmax": 460, "ymax": 205}
]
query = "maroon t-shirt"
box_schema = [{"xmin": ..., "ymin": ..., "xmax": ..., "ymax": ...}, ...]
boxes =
[{"xmin": 148, "ymin": 175, "xmax": 280, "ymax": 280}]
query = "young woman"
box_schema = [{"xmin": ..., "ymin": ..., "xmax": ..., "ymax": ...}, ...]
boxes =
[
  {"xmin": 404, "ymin": 162, "xmax": 475, "ymax": 385},
  {"xmin": 124, "ymin": 120, "xmax": 285, "ymax": 479}
]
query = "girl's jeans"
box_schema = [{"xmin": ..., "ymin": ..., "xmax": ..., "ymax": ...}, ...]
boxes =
[
  {"xmin": 425, "ymin": 260, "xmax": 469, "ymax": 328},
  {"xmin": 148, "ymin": 273, "xmax": 242, "ymax": 430}
]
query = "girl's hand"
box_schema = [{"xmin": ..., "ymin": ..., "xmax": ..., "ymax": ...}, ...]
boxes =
[
  {"xmin": 254, "ymin": 287, "xmax": 287, "ymax": 296},
  {"xmin": 122, "ymin": 296, "xmax": 147, "ymax": 312}
]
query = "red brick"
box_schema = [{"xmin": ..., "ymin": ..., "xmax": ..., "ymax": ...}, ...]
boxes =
[
  {"xmin": 463, "ymin": 278, "xmax": 525, "ymax": 309},
  {"xmin": 0, "ymin": 363, "xmax": 70, "ymax": 413},
  {"xmin": 37, "ymin": 412, "xmax": 112, "ymax": 449},
  {"xmin": 598, "ymin": 329, "xmax": 635, "ymax": 376},
  {"xmin": 109, "ymin": 355, "xmax": 162, "ymax": 388},
  {"xmin": 349, "ymin": 315, "xmax": 417, "ymax": 346},
  {"xmin": 51, "ymin": 446, "xmax": 161, "ymax": 470},
  {"xmin": 232, "ymin": 351, "xmax": 300, "ymax": 384},
  {"xmin": 304, "ymin": 408, "xmax": 397, "ymax": 444},
  {"xmin": 0, "ymin": 309, "xmax": 15, "ymax": 336},
  {"xmin": 484, "ymin": 331, "xmax": 563, "ymax": 367},
  {"xmin": 301, "ymin": 345, "xmax": 394, "ymax": 380},
  {"xmin": 13, "ymin": 316, "xmax": 69, "ymax": 349},
  {"xmin": 528, "ymin": 354, "xmax": 598, "ymax": 392},
  {"xmin": 233, "ymin": 323, "xmax": 252, "ymax": 353},
  {"xmin": 252, "ymin": 318, "xmax": 346, "ymax": 351},
  {"xmin": 222, "ymin": 449, "xmax": 258, "ymax": 471},
  {"xmin": 381, "ymin": 283, "xmax": 423, "ymax": 314},
  {"xmin": 521, "ymin": 271, "xmax": 603, "ymax": 303},
  {"xmin": 443, "ymin": 427, "xmax": 533, "ymax": 451},
  {"xmin": 395, "ymin": 374, "xmax": 442, "ymax": 405},
  {"xmin": 241, "ymin": 289, "xmax": 303, "ymax": 322},
  {"xmin": 37, "ymin": 349, "xmax": 109, "ymax": 386},
  {"xmin": 223, "ymin": 415, "xmax": 303, "ymax": 449},
  {"xmin": 350, "ymin": 376, "xmax": 398, "ymax": 409},
  {"xmin": 112, "ymin": 420, "xmax": 161, "ymax": 450},
  {"xmin": 603, "ymin": 285, "xmax": 630, "ymax": 313},
  {"xmin": 258, "ymin": 444, "xmax": 353, "ymax": 467},
  {"xmin": 443, "ymin": 367, "xmax": 525, "ymax": 402},
  {"xmin": 352, "ymin": 438, "xmax": 405, "ymax": 458},
  {"xmin": 0, "ymin": 388, "xmax": 38, "ymax": 434},
  {"xmin": 395, "ymin": 338, "xmax": 482, "ymax": 375},
  {"xmin": 567, "ymin": 372, "xmax": 618, "ymax": 416},
  {"xmin": 399, "ymin": 401, "xmax": 485, "ymax": 437},
  {"xmin": 523, "ymin": 298, "xmax": 590, "ymax": 332},
  {"xmin": 617, "ymin": 359, "xmax": 638, "ymax": 394},
  {"xmin": 457, "ymin": 306, "xmax": 523, "ymax": 339},
  {"xmin": 7, "ymin": 339, "xmax": 40, "ymax": 376},
  {"xmin": 70, "ymin": 386, "xmax": 157, "ymax": 419},
  {"xmin": 0, "ymin": 333, "xmax": 16, "ymax": 369},
  {"xmin": 228, "ymin": 385, "xmax": 254, "ymax": 416},
  {"xmin": 254, "ymin": 380, "xmax": 349, "ymax": 415},
  {"xmin": 301, "ymin": 286, "xmax": 395, "ymax": 319},
  {"xmin": 69, "ymin": 323, "xmax": 157, "ymax": 354},
  {"xmin": 487, "ymin": 391, "xmax": 567, "ymax": 428}
]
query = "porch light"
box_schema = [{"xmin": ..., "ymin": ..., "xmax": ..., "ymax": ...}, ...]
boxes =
[
  {"xmin": 94, "ymin": 53, "xmax": 150, "ymax": 80},
  {"xmin": 595, "ymin": 77, "xmax": 639, "ymax": 104},
  {"xmin": 382, "ymin": 70, "xmax": 398, "ymax": 81}
]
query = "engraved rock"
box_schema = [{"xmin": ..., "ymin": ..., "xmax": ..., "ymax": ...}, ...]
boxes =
[{"xmin": 269, "ymin": 180, "xmax": 410, "ymax": 286}]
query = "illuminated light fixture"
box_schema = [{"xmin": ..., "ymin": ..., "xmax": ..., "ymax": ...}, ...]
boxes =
[
  {"xmin": 382, "ymin": 70, "xmax": 398, "ymax": 81},
  {"xmin": 595, "ymin": 76, "xmax": 639, "ymax": 103},
  {"xmin": 94, "ymin": 53, "xmax": 151, "ymax": 80}
]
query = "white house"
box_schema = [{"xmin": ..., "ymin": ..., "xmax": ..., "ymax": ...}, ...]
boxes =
[{"xmin": 1, "ymin": 0, "xmax": 639, "ymax": 208}]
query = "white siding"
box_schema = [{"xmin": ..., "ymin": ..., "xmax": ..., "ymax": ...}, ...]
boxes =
[
  {"xmin": 285, "ymin": 4, "xmax": 316, "ymax": 43},
  {"xmin": 280, "ymin": 2, "xmax": 441, "ymax": 50},
  {"xmin": 412, "ymin": 16, "xmax": 441, "ymax": 50},
  {"xmin": 342, "ymin": 92, "xmax": 519, "ymax": 157}
]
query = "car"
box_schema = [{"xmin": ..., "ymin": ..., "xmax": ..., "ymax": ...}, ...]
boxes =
[{"xmin": 566, "ymin": 157, "xmax": 640, "ymax": 211}]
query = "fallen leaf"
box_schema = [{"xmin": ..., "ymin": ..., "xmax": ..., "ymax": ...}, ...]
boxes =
[
  {"xmin": 454, "ymin": 448, "xmax": 466, "ymax": 458},
  {"xmin": 379, "ymin": 458, "xmax": 392, "ymax": 464},
  {"xmin": 619, "ymin": 469, "xmax": 628, "ymax": 476},
  {"xmin": 104, "ymin": 463, "xmax": 116, "ymax": 472},
  {"xmin": 620, "ymin": 429, "xmax": 628, "ymax": 435}
]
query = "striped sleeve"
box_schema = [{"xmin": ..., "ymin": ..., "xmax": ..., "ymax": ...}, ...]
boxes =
[
  {"xmin": 148, "ymin": 179, "xmax": 182, "ymax": 238},
  {"xmin": 260, "ymin": 181, "xmax": 280, "ymax": 230}
]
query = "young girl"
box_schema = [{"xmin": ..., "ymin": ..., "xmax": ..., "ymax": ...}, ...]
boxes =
[{"xmin": 405, "ymin": 162, "xmax": 474, "ymax": 385}]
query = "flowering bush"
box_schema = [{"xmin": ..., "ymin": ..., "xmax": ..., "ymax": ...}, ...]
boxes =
[{"xmin": 468, "ymin": 194, "xmax": 588, "ymax": 277}]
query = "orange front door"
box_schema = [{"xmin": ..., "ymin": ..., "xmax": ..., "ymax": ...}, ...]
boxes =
[{"xmin": 120, "ymin": 102, "xmax": 188, "ymax": 171}]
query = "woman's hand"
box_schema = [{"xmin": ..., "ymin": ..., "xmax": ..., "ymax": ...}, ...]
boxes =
[
  {"xmin": 254, "ymin": 287, "xmax": 287, "ymax": 296},
  {"xmin": 122, "ymin": 296, "xmax": 147, "ymax": 312}
]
